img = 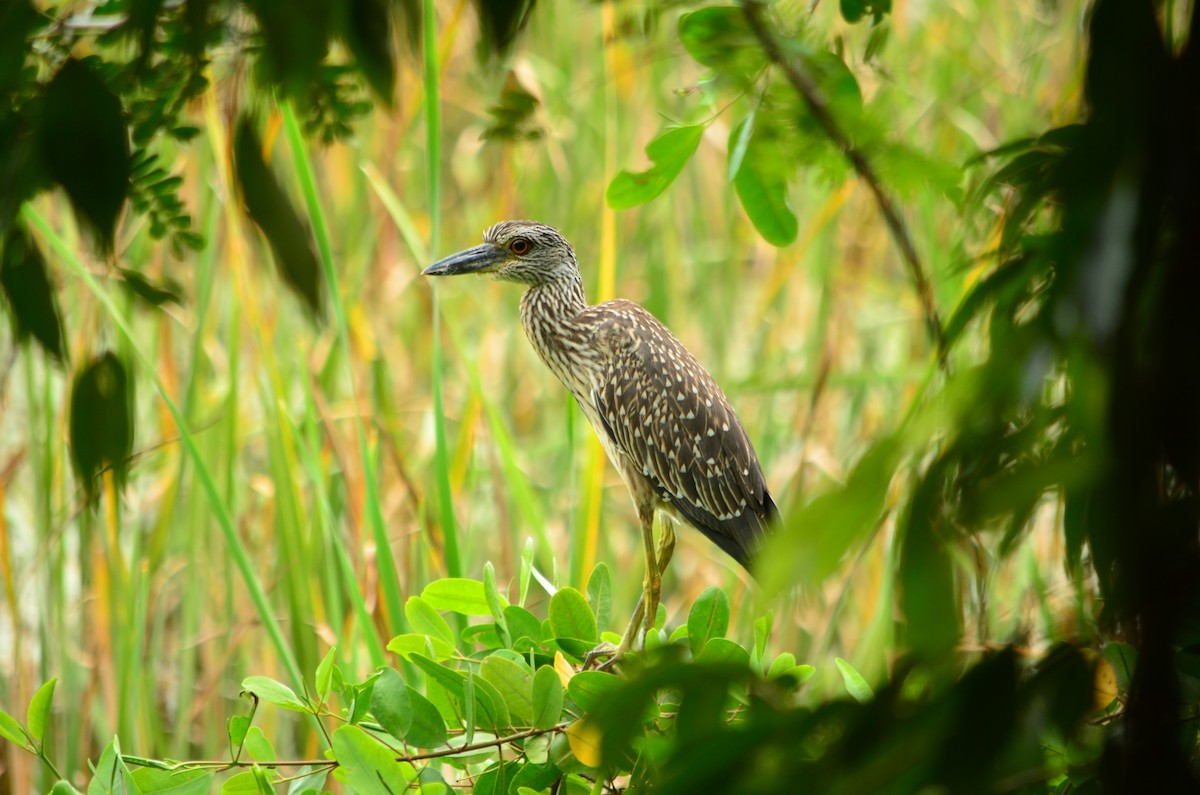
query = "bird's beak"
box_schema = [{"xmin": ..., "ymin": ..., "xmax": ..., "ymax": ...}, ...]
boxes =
[{"xmin": 422, "ymin": 244, "xmax": 506, "ymax": 277}]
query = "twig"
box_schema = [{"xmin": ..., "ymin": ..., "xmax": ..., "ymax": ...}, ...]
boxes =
[{"xmin": 742, "ymin": 1, "xmax": 948, "ymax": 369}]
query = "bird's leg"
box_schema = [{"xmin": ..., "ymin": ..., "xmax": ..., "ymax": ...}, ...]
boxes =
[
  {"xmin": 639, "ymin": 510, "xmax": 662, "ymax": 643},
  {"xmin": 648, "ymin": 517, "xmax": 676, "ymax": 634}
]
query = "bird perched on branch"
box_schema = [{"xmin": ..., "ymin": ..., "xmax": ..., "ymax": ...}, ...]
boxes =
[{"xmin": 424, "ymin": 220, "xmax": 777, "ymax": 658}]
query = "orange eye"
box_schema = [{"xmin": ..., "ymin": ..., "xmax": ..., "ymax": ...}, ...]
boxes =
[{"xmin": 510, "ymin": 238, "xmax": 531, "ymax": 255}]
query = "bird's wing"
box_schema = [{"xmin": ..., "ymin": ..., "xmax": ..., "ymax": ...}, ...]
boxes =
[{"xmin": 579, "ymin": 299, "xmax": 775, "ymax": 568}]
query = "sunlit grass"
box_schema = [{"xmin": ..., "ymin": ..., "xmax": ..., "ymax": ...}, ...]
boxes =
[{"xmin": 0, "ymin": 0, "xmax": 1086, "ymax": 786}]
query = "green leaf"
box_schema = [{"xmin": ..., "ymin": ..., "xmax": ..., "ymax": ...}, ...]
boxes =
[
  {"xmin": 422, "ymin": 578, "xmax": 494, "ymax": 616},
  {"xmin": 1, "ymin": 225, "xmax": 66, "ymax": 362},
  {"xmin": 567, "ymin": 671, "xmax": 621, "ymax": 714},
  {"xmin": 241, "ymin": 676, "xmax": 308, "ymax": 712},
  {"xmin": 50, "ymin": 782, "xmax": 85, "ymax": 795},
  {"xmin": 678, "ymin": 6, "xmax": 766, "ymax": 80},
  {"xmin": 585, "ymin": 563, "xmax": 612, "ymax": 633},
  {"xmin": 26, "ymin": 677, "xmax": 54, "ymax": 745},
  {"xmin": 484, "ymin": 562, "xmax": 510, "ymax": 645},
  {"xmin": 88, "ymin": 737, "xmax": 137, "ymax": 795},
  {"xmin": 767, "ymin": 652, "xmax": 796, "ymax": 679},
  {"xmin": 606, "ymin": 125, "xmax": 705, "ymax": 210},
  {"xmin": 227, "ymin": 715, "xmax": 250, "ymax": 755},
  {"xmin": 752, "ymin": 611, "xmax": 773, "ymax": 672},
  {"xmin": 519, "ymin": 538, "xmax": 534, "ymax": 607},
  {"xmin": 480, "ymin": 656, "xmax": 534, "ymax": 725},
  {"xmin": 331, "ymin": 725, "xmax": 415, "ymax": 795},
  {"xmin": 789, "ymin": 665, "xmax": 817, "ymax": 686},
  {"xmin": 836, "ymin": 657, "xmax": 874, "ymax": 703},
  {"xmin": 503, "ymin": 605, "xmax": 544, "ymax": 646},
  {"xmin": 341, "ymin": 0, "xmax": 395, "ymax": 102},
  {"xmin": 0, "ymin": 708, "xmax": 28, "ymax": 747},
  {"xmin": 315, "ymin": 647, "xmax": 336, "ymax": 704},
  {"xmin": 69, "ymin": 352, "xmax": 133, "ymax": 501},
  {"xmin": 404, "ymin": 685, "xmax": 448, "ymax": 748},
  {"xmin": 370, "ymin": 667, "xmax": 412, "ymax": 741},
  {"xmin": 387, "ymin": 633, "xmax": 457, "ymax": 661},
  {"xmin": 117, "ymin": 268, "xmax": 183, "ymax": 308},
  {"xmin": 220, "ymin": 771, "xmax": 259, "ymax": 795},
  {"xmin": 531, "ymin": 666, "xmax": 564, "ymax": 731},
  {"xmin": 242, "ymin": 727, "xmax": 276, "ymax": 762},
  {"xmin": 405, "ymin": 596, "xmax": 456, "ymax": 646},
  {"xmin": 696, "ymin": 638, "xmax": 751, "ymax": 667},
  {"xmin": 233, "ymin": 116, "xmax": 323, "ymax": 318},
  {"xmin": 731, "ymin": 116, "xmax": 798, "ymax": 247},
  {"xmin": 899, "ymin": 474, "xmax": 961, "ymax": 659},
  {"xmin": 38, "ymin": 58, "xmax": 130, "ymax": 254},
  {"xmin": 549, "ymin": 588, "xmax": 597, "ymax": 645},
  {"xmin": 687, "ymin": 587, "xmax": 729, "ymax": 658}
]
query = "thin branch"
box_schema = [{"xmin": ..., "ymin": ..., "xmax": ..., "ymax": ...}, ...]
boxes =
[{"xmin": 742, "ymin": 1, "xmax": 948, "ymax": 369}]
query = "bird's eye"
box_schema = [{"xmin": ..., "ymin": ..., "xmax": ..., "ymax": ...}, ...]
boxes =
[{"xmin": 509, "ymin": 238, "xmax": 531, "ymax": 255}]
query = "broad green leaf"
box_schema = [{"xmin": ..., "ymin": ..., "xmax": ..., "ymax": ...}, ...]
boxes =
[
  {"xmin": 405, "ymin": 596, "xmax": 456, "ymax": 646},
  {"xmin": 50, "ymin": 782, "xmax": 85, "ymax": 795},
  {"xmin": 789, "ymin": 665, "xmax": 817, "ymax": 685},
  {"xmin": 585, "ymin": 563, "xmax": 612, "ymax": 633},
  {"xmin": 251, "ymin": 766, "xmax": 276, "ymax": 795},
  {"xmin": 69, "ymin": 352, "xmax": 134, "ymax": 500},
  {"xmin": 227, "ymin": 715, "xmax": 250, "ymax": 754},
  {"xmin": 548, "ymin": 588, "xmax": 597, "ymax": 645},
  {"xmin": 606, "ymin": 125, "xmax": 705, "ymax": 210},
  {"xmin": 567, "ymin": 671, "xmax": 621, "ymax": 714},
  {"xmin": 836, "ymin": 657, "xmax": 874, "ymax": 703},
  {"xmin": 331, "ymin": 725, "xmax": 414, "ymax": 795},
  {"xmin": 696, "ymin": 638, "xmax": 751, "ymax": 667},
  {"xmin": 241, "ymin": 676, "xmax": 308, "ymax": 712},
  {"xmin": 727, "ymin": 110, "xmax": 755, "ymax": 182},
  {"xmin": 531, "ymin": 666, "xmax": 564, "ymax": 731},
  {"xmin": 404, "ymin": 686, "xmax": 448, "ymax": 748},
  {"xmin": 731, "ymin": 116, "xmax": 798, "ymax": 247},
  {"xmin": 480, "ymin": 656, "xmax": 534, "ymax": 725},
  {"xmin": 242, "ymin": 727, "xmax": 276, "ymax": 762},
  {"xmin": 687, "ymin": 587, "xmax": 729, "ymax": 657},
  {"xmin": 233, "ymin": 116, "xmax": 323, "ymax": 318},
  {"xmin": 768, "ymin": 652, "xmax": 797, "ymax": 679},
  {"xmin": 678, "ymin": 6, "xmax": 766, "ymax": 80},
  {"xmin": 38, "ymin": 58, "xmax": 130, "ymax": 254},
  {"xmin": 509, "ymin": 762, "xmax": 558, "ymax": 794},
  {"xmin": 371, "ymin": 667, "xmax": 412, "ymax": 740},
  {"xmin": 284, "ymin": 766, "xmax": 327, "ymax": 795},
  {"xmin": 503, "ymin": 605, "xmax": 543, "ymax": 646},
  {"xmin": 0, "ymin": 709, "xmax": 28, "ymax": 747},
  {"xmin": 220, "ymin": 772, "xmax": 259, "ymax": 795},
  {"xmin": 409, "ymin": 655, "xmax": 507, "ymax": 731},
  {"xmin": 387, "ymin": 633, "xmax": 457, "ymax": 661},
  {"xmin": 315, "ymin": 647, "xmax": 336, "ymax": 704},
  {"xmin": 422, "ymin": 578, "xmax": 494, "ymax": 616},
  {"xmin": 472, "ymin": 762, "xmax": 513, "ymax": 795},
  {"xmin": 472, "ymin": 674, "xmax": 513, "ymax": 732},
  {"xmin": 88, "ymin": 737, "xmax": 136, "ymax": 795},
  {"xmin": 1, "ymin": 225, "xmax": 66, "ymax": 362}
]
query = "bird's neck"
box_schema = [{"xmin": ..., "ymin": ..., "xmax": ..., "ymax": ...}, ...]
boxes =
[
  {"xmin": 519, "ymin": 273, "xmax": 589, "ymax": 329},
  {"xmin": 518, "ymin": 273, "xmax": 591, "ymax": 390}
]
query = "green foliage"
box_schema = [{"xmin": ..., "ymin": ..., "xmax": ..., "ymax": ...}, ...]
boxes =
[
  {"xmin": 68, "ymin": 352, "xmax": 134, "ymax": 501},
  {"xmin": 0, "ymin": 578, "xmax": 1123, "ymax": 793}
]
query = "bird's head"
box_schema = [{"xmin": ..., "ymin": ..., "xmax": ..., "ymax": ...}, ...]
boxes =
[{"xmin": 422, "ymin": 220, "xmax": 578, "ymax": 286}]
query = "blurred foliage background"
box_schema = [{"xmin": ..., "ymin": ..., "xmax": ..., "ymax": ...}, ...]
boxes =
[{"xmin": 3, "ymin": 0, "xmax": 1198, "ymax": 791}]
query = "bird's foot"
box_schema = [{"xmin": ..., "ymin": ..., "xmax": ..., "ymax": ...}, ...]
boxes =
[{"xmin": 582, "ymin": 641, "xmax": 623, "ymax": 671}]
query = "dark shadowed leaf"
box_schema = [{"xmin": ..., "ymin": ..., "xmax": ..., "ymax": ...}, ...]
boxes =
[
  {"xmin": 341, "ymin": 0, "xmax": 395, "ymax": 103},
  {"xmin": 233, "ymin": 116, "xmax": 324, "ymax": 318},
  {"xmin": 118, "ymin": 267, "xmax": 184, "ymax": 308},
  {"xmin": 899, "ymin": 474, "xmax": 961, "ymax": 660},
  {"xmin": 1, "ymin": 224, "xmax": 65, "ymax": 362},
  {"xmin": 69, "ymin": 352, "xmax": 133, "ymax": 501},
  {"xmin": 0, "ymin": 0, "xmax": 40, "ymax": 95},
  {"xmin": 473, "ymin": 0, "xmax": 535, "ymax": 57},
  {"xmin": 607, "ymin": 125, "xmax": 705, "ymax": 210},
  {"xmin": 840, "ymin": 0, "xmax": 892, "ymax": 24},
  {"xmin": 38, "ymin": 58, "xmax": 130, "ymax": 255}
]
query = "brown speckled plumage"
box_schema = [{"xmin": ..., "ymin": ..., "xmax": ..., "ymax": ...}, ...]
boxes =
[{"xmin": 427, "ymin": 220, "xmax": 776, "ymax": 570}]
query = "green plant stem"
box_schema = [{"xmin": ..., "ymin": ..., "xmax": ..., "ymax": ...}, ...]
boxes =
[{"xmin": 279, "ymin": 101, "xmax": 407, "ymax": 637}]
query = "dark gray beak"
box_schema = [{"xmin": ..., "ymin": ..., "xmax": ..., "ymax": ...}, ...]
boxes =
[{"xmin": 422, "ymin": 243, "xmax": 506, "ymax": 277}]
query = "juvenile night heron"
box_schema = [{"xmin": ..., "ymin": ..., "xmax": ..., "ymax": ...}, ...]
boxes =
[{"xmin": 424, "ymin": 220, "xmax": 777, "ymax": 657}]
